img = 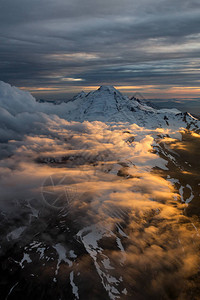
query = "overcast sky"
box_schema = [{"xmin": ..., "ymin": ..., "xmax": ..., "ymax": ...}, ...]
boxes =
[{"xmin": 0, "ymin": 0, "xmax": 200, "ymax": 99}]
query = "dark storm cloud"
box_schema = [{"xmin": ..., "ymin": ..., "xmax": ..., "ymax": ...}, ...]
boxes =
[{"xmin": 0, "ymin": 0, "xmax": 200, "ymax": 97}]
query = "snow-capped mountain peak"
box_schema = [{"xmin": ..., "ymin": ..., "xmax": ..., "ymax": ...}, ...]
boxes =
[{"xmin": 53, "ymin": 85, "xmax": 200, "ymax": 131}]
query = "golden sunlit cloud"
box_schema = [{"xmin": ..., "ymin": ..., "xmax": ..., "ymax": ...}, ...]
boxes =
[
  {"xmin": 1, "ymin": 99, "xmax": 200, "ymax": 298},
  {"xmin": 191, "ymin": 132, "xmax": 200, "ymax": 138}
]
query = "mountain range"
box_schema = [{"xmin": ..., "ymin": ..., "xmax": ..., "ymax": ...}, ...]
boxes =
[{"xmin": 37, "ymin": 85, "xmax": 200, "ymax": 130}]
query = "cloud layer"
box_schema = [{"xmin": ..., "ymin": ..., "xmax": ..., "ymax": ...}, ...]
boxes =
[{"xmin": 0, "ymin": 0, "xmax": 200, "ymax": 98}]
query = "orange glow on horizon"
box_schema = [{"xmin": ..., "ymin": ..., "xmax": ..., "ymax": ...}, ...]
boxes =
[{"xmin": 19, "ymin": 84, "xmax": 200, "ymax": 98}]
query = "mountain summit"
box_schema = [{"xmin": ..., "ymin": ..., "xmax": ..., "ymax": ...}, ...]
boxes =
[{"xmin": 56, "ymin": 85, "xmax": 200, "ymax": 130}]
